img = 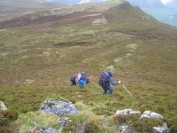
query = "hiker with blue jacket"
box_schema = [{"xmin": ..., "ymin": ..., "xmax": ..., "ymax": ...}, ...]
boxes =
[
  {"xmin": 77, "ymin": 72, "xmax": 92, "ymax": 89},
  {"xmin": 99, "ymin": 70, "xmax": 121, "ymax": 94}
]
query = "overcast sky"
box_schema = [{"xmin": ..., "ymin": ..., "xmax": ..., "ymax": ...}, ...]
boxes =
[
  {"xmin": 78, "ymin": 0, "xmax": 176, "ymax": 5},
  {"xmin": 160, "ymin": 0, "xmax": 175, "ymax": 4}
]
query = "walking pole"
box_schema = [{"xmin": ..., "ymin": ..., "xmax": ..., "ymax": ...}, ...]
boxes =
[{"xmin": 121, "ymin": 84, "xmax": 132, "ymax": 96}]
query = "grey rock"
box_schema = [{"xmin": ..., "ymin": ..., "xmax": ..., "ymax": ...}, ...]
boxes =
[
  {"xmin": 117, "ymin": 125, "xmax": 136, "ymax": 133},
  {"xmin": 0, "ymin": 101, "xmax": 7, "ymax": 110},
  {"xmin": 40, "ymin": 98, "xmax": 81, "ymax": 115},
  {"xmin": 140, "ymin": 111, "xmax": 163, "ymax": 120},
  {"xmin": 58, "ymin": 117, "xmax": 71, "ymax": 127},
  {"xmin": 114, "ymin": 109, "xmax": 141, "ymax": 116},
  {"xmin": 36, "ymin": 127, "xmax": 57, "ymax": 133},
  {"xmin": 153, "ymin": 122, "xmax": 169, "ymax": 133}
]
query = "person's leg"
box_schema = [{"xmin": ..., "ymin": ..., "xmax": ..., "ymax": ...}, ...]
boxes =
[
  {"xmin": 70, "ymin": 81, "xmax": 74, "ymax": 86},
  {"xmin": 78, "ymin": 82, "xmax": 84, "ymax": 88},
  {"xmin": 108, "ymin": 86, "xmax": 114, "ymax": 94},
  {"xmin": 102, "ymin": 86, "xmax": 107, "ymax": 94}
]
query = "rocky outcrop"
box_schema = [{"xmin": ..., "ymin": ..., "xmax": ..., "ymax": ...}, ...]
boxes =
[
  {"xmin": 114, "ymin": 109, "xmax": 169, "ymax": 133},
  {"xmin": 40, "ymin": 98, "xmax": 81, "ymax": 115}
]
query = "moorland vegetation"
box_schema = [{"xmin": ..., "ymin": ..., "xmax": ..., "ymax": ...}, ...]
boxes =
[{"xmin": 0, "ymin": 0, "xmax": 177, "ymax": 132}]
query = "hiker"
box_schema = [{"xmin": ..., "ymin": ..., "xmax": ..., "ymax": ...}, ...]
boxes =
[
  {"xmin": 99, "ymin": 70, "xmax": 121, "ymax": 94},
  {"xmin": 77, "ymin": 72, "xmax": 91, "ymax": 88},
  {"xmin": 70, "ymin": 72, "xmax": 79, "ymax": 86}
]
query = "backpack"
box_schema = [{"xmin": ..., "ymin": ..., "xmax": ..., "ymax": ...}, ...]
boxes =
[
  {"xmin": 99, "ymin": 71, "xmax": 110, "ymax": 85},
  {"xmin": 79, "ymin": 72, "xmax": 87, "ymax": 81},
  {"xmin": 86, "ymin": 78, "xmax": 90, "ymax": 84},
  {"xmin": 70, "ymin": 75, "xmax": 75, "ymax": 82}
]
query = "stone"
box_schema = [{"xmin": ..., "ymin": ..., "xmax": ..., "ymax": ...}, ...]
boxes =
[
  {"xmin": 140, "ymin": 111, "xmax": 163, "ymax": 120},
  {"xmin": 58, "ymin": 117, "xmax": 71, "ymax": 127},
  {"xmin": 36, "ymin": 127, "xmax": 57, "ymax": 133},
  {"xmin": 40, "ymin": 98, "xmax": 81, "ymax": 115},
  {"xmin": 114, "ymin": 109, "xmax": 141, "ymax": 116},
  {"xmin": 153, "ymin": 122, "xmax": 169, "ymax": 133},
  {"xmin": 0, "ymin": 101, "xmax": 7, "ymax": 110}
]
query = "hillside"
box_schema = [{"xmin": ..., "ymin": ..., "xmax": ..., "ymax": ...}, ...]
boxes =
[
  {"xmin": 0, "ymin": 0, "xmax": 67, "ymax": 22},
  {"xmin": 0, "ymin": 0, "xmax": 177, "ymax": 132}
]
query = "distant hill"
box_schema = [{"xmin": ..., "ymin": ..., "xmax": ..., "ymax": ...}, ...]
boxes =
[
  {"xmin": 0, "ymin": 0, "xmax": 67, "ymax": 21},
  {"xmin": 40, "ymin": 0, "xmax": 177, "ymax": 27},
  {"xmin": 126, "ymin": 0, "xmax": 177, "ymax": 27},
  {"xmin": 126, "ymin": 0, "xmax": 166, "ymax": 8},
  {"xmin": 45, "ymin": 0, "xmax": 80, "ymax": 4}
]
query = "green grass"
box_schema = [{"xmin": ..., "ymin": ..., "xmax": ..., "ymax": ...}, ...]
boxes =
[{"xmin": 0, "ymin": 1, "xmax": 177, "ymax": 132}]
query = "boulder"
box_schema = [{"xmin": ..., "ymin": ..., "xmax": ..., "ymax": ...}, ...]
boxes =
[
  {"xmin": 40, "ymin": 98, "xmax": 81, "ymax": 115},
  {"xmin": 114, "ymin": 109, "xmax": 141, "ymax": 116},
  {"xmin": 153, "ymin": 122, "xmax": 169, "ymax": 133},
  {"xmin": 140, "ymin": 111, "xmax": 163, "ymax": 120},
  {"xmin": 0, "ymin": 101, "xmax": 7, "ymax": 110}
]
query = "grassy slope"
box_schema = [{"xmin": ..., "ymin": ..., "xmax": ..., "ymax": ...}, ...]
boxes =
[
  {"xmin": 0, "ymin": 1, "xmax": 177, "ymax": 132},
  {"xmin": 0, "ymin": 0, "xmax": 67, "ymax": 22}
]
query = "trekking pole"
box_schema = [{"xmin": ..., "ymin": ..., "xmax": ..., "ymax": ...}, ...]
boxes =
[{"xmin": 121, "ymin": 84, "xmax": 132, "ymax": 96}]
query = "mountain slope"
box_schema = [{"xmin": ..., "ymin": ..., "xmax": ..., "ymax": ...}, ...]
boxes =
[
  {"xmin": 0, "ymin": 0, "xmax": 67, "ymax": 22},
  {"xmin": 0, "ymin": 0, "xmax": 177, "ymax": 132}
]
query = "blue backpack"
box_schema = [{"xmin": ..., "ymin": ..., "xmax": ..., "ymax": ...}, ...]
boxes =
[
  {"xmin": 80, "ymin": 72, "xmax": 87, "ymax": 81},
  {"xmin": 99, "ymin": 71, "xmax": 110, "ymax": 85}
]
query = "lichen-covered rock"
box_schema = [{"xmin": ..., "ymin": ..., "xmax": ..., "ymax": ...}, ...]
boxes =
[{"xmin": 40, "ymin": 98, "xmax": 81, "ymax": 115}]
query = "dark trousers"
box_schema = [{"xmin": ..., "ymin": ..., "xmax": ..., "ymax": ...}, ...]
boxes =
[
  {"xmin": 71, "ymin": 81, "xmax": 76, "ymax": 86},
  {"xmin": 102, "ymin": 86, "xmax": 114, "ymax": 94}
]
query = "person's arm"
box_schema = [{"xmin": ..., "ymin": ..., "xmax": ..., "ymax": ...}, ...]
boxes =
[{"xmin": 109, "ymin": 77, "xmax": 119, "ymax": 85}]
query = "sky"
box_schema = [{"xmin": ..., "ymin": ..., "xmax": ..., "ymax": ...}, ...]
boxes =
[
  {"xmin": 78, "ymin": 0, "xmax": 176, "ymax": 5},
  {"xmin": 160, "ymin": 0, "xmax": 174, "ymax": 4}
]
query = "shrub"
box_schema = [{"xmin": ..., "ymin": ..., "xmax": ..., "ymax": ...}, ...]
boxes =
[
  {"xmin": 113, "ymin": 114, "xmax": 139, "ymax": 125},
  {"xmin": 0, "ymin": 110, "xmax": 18, "ymax": 121},
  {"xmin": 0, "ymin": 110, "xmax": 18, "ymax": 127},
  {"xmin": 113, "ymin": 114, "xmax": 129, "ymax": 124},
  {"xmin": 133, "ymin": 118, "xmax": 163, "ymax": 132},
  {"xmin": 0, "ymin": 127, "xmax": 12, "ymax": 133},
  {"xmin": 62, "ymin": 120, "xmax": 79, "ymax": 132},
  {"xmin": 84, "ymin": 121, "xmax": 100, "ymax": 133},
  {"xmin": 0, "ymin": 118, "xmax": 10, "ymax": 127},
  {"xmin": 169, "ymin": 125, "xmax": 177, "ymax": 133}
]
